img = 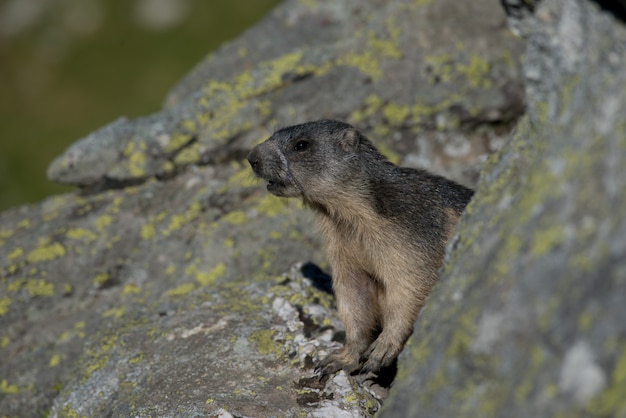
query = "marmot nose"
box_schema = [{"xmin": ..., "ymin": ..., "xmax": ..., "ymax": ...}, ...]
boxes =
[{"xmin": 247, "ymin": 149, "xmax": 259, "ymax": 170}]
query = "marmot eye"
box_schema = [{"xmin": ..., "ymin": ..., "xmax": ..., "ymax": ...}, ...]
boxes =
[{"xmin": 294, "ymin": 140, "xmax": 309, "ymax": 151}]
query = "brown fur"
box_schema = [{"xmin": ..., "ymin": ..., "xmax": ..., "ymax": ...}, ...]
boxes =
[{"xmin": 247, "ymin": 120, "xmax": 473, "ymax": 375}]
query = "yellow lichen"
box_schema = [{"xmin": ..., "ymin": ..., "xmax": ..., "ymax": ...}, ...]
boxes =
[
  {"xmin": 59, "ymin": 330, "xmax": 74, "ymax": 343},
  {"xmin": 587, "ymin": 347, "xmax": 626, "ymax": 416},
  {"xmin": 349, "ymin": 94, "xmax": 385, "ymax": 123},
  {"xmin": 25, "ymin": 279, "xmax": 54, "ymax": 297},
  {"xmin": 289, "ymin": 229, "xmax": 303, "ymax": 241},
  {"xmin": 164, "ymin": 131, "xmax": 194, "ymax": 153},
  {"xmin": 445, "ymin": 307, "xmax": 478, "ymax": 359},
  {"xmin": 93, "ymin": 273, "xmax": 110, "ymax": 287},
  {"xmin": 258, "ymin": 247, "xmax": 276, "ymax": 272},
  {"xmin": 516, "ymin": 346, "xmax": 546, "ymax": 402},
  {"xmin": 95, "ymin": 215, "xmax": 113, "ymax": 231},
  {"xmin": 382, "ymin": 102, "xmax": 410, "ymax": 126},
  {"xmin": 82, "ymin": 335, "xmax": 119, "ymax": 379},
  {"xmin": 0, "ymin": 228, "xmax": 15, "ymax": 244},
  {"xmin": 269, "ymin": 231, "xmax": 283, "ymax": 240},
  {"xmin": 410, "ymin": 102, "xmax": 436, "ymax": 125},
  {"xmin": 425, "ymin": 53, "xmax": 454, "ymax": 84},
  {"xmin": 17, "ymin": 219, "xmax": 31, "ymax": 229},
  {"xmin": 59, "ymin": 405, "xmax": 83, "ymax": 418},
  {"xmin": 49, "ymin": 354, "xmax": 61, "ymax": 367},
  {"xmin": 173, "ymin": 142, "xmax": 202, "ymax": 165},
  {"xmin": 66, "ymin": 228, "xmax": 98, "ymax": 242},
  {"xmin": 63, "ymin": 283, "xmax": 73, "ymax": 294},
  {"xmin": 458, "ymin": 55, "xmax": 491, "ymax": 88},
  {"xmin": 129, "ymin": 352, "xmax": 144, "ymax": 365},
  {"xmin": 248, "ymin": 329, "xmax": 282, "ymax": 357},
  {"xmin": 122, "ymin": 284, "xmax": 140, "ymax": 295},
  {"xmin": 337, "ymin": 51, "xmax": 382, "ymax": 81},
  {"xmin": 42, "ymin": 209, "xmax": 59, "ymax": 222},
  {"xmin": 122, "ymin": 141, "xmax": 135, "ymax": 157},
  {"xmin": 0, "ymin": 379, "xmax": 20, "ymax": 394},
  {"xmin": 258, "ymin": 51, "xmax": 304, "ymax": 91},
  {"xmin": 578, "ymin": 311, "xmax": 593, "ymax": 331},
  {"xmin": 163, "ymin": 201, "xmax": 202, "ymax": 235},
  {"xmin": 195, "ymin": 263, "xmax": 226, "ymax": 287},
  {"xmin": 373, "ymin": 124, "xmax": 390, "ymax": 138},
  {"xmin": 161, "ymin": 160, "xmax": 175, "ymax": 174},
  {"xmin": 167, "ymin": 283, "xmax": 195, "ymax": 296},
  {"xmin": 129, "ymin": 150, "xmax": 147, "ymax": 177},
  {"xmin": 530, "ymin": 225, "xmax": 564, "ymax": 257},
  {"xmin": 535, "ymin": 101, "xmax": 549, "ymax": 125},
  {"xmin": 570, "ymin": 253, "xmax": 593, "ymax": 272},
  {"xmin": 367, "ymin": 29, "xmax": 402, "ymax": 60},
  {"xmin": 8, "ymin": 247, "xmax": 23, "ymax": 260},
  {"xmin": 185, "ymin": 261, "xmax": 198, "ymax": 276},
  {"xmin": 140, "ymin": 223, "xmax": 155, "ymax": 240},
  {"xmin": 102, "ymin": 307, "xmax": 125, "ymax": 319},
  {"xmin": 222, "ymin": 210, "xmax": 247, "ymax": 225},
  {"xmin": 26, "ymin": 242, "xmax": 66, "ymax": 263},
  {"xmin": 0, "ymin": 297, "xmax": 11, "ymax": 315},
  {"xmin": 7, "ymin": 277, "xmax": 52, "ymax": 298},
  {"xmin": 7, "ymin": 279, "xmax": 24, "ymax": 292},
  {"xmin": 493, "ymin": 234, "xmax": 522, "ymax": 277}
]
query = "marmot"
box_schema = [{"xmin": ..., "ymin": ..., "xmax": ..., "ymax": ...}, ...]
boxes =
[{"xmin": 247, "ymin": 120, "xmax": 473, "ymax": 375}]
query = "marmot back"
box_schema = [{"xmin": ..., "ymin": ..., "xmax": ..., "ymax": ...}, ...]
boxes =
[{"xmin": 248, "ymin": 119, "xmax": 473, "ymax": 375}]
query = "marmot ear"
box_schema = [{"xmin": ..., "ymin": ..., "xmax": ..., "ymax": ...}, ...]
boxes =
[{"xmin": 339, "ymin": 128, "xmax": 360, "ymax": 152}]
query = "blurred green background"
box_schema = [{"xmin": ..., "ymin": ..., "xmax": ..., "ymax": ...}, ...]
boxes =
[{"xmin": 0, "ymin": 0, "xmax": 281, "ymax": 212}]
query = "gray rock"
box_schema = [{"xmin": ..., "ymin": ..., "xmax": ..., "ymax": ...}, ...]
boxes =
[
  {"xmin": 46, "ymin": 0, "xmax": 525, "ymax": 189},
  {"xmin": 0, "ymin": 0, "xmax": 528, "ymax": 416},
  {"xmin": 381, "ymin": 0, "xmax": 626, "ymax": 416}
]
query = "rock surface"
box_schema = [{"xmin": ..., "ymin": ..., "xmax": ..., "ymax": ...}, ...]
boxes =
[
  {"xmin": 382, "ymin": 0, "xmax": 626, "ymax": 417},
  {"xmin": 0, "ymin": 0, "xmax": 530, "ymax": 416}
]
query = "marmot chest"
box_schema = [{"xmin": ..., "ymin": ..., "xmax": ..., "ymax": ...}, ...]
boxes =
[{"xmin": 318, "ymin": 214, "xmax": 411, "ymax": 277}]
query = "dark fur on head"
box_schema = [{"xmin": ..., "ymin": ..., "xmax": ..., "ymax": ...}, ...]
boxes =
[{"xmin": 248, "ymin": 120, "xmax": 391, "ymax": 206}]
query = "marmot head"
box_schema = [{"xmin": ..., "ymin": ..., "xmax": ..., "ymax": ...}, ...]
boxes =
[{"xmin": 247, "ymin": 120, "xmax": 366, "ymax": 200}]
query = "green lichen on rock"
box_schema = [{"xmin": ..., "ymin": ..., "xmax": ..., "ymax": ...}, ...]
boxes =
[
  {"xmin": 46, "ymin": 0, "xmax": 524, "ymax": 190},
  {"xmin": 382, "ymin": 0, "xmax": 626, "ymax": 416},
  {"xmin": 249, "ymin": 329, "xmax": 283, "ymax": 357}
]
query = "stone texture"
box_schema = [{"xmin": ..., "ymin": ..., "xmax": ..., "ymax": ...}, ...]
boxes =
[
  {"xmin": 0, "ymin": 0, "xmax": 528, "ymax": 416},
  {"xmin": 381, "ymin": 0, "xmax": 626, "ymax": 416},
  {"xmin": 47, "ymin": 0, "xmax": 525, "ymax": 189}
]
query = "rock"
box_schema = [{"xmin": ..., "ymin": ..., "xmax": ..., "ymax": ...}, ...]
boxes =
[
  {"xmin": 46, "ymin": 0, "xmax": 525, "ymax": 189},
  {"xmin": 0, "ymin": 0, "xmax": 526, "ymax": 416},
  {"xmin": 381, "ymin": 0, "xmax": 626, "ymax": 416}
]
